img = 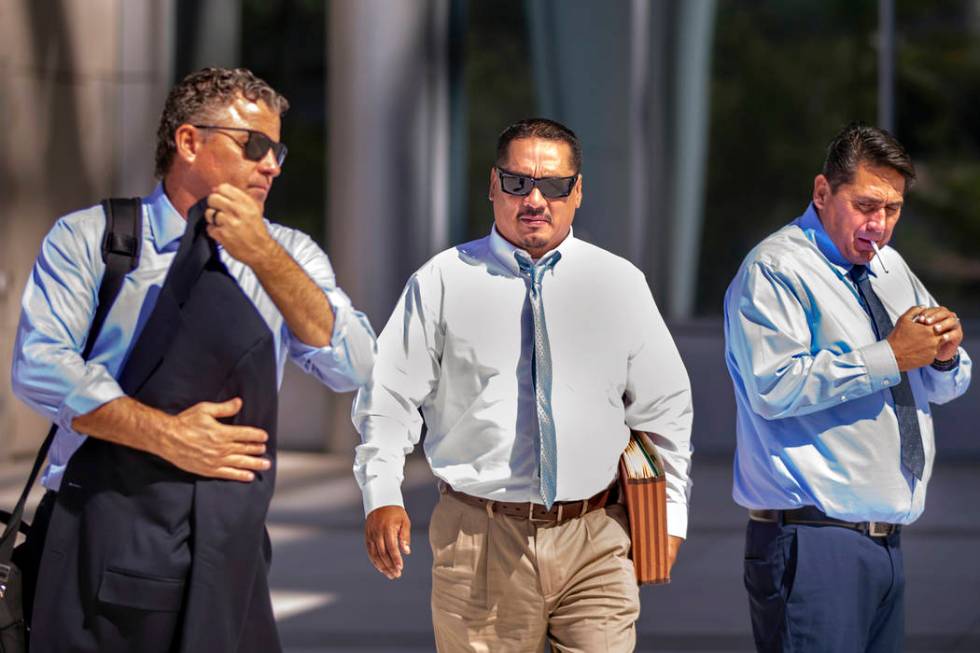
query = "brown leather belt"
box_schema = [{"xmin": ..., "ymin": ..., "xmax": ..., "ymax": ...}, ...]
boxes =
[
  {"xmin": 749, "ymin": 507, "xmax": 901, "ymax": 538},
  {"xmin": 441, "ymin": 483, "xmax": 616, "ymax": 525}
]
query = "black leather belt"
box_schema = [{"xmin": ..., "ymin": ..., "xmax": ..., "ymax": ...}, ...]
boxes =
[
  {"xmin": 442, "ymin": 483, "xmax": 616, "ymax": 525},
  {"xmin": 749, "ymin": 506, "xmax": 901, "ymax": 538}
]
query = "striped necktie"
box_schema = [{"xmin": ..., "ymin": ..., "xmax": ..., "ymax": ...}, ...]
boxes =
[{"xmin": 515, "ymin": 249, "xmax": 562, "ymax": 508}]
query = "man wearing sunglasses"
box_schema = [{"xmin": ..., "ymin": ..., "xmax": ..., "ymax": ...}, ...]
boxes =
[
  {"xmin": 354, "ymin": 118, "xmax": 693, "ymax": 652},
  {"xmin": 12, "ymin": 67, "xmax": 376, "ymax": 650}
]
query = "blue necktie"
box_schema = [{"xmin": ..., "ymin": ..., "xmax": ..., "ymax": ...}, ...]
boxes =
[
  {"xmin": 849, "ymin": 265, "xmax": 926, "ymax": 479},
  {"xmin": 515, "ymin": 250, "xmax": 562, "ymax": 509}
]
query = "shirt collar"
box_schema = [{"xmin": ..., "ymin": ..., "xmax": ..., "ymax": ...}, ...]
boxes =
[
  {"xmin": 794, "ymin": 202, "xmax": 873, "ymax": 278},
  {"xmin": 145, "ymin": 183, "xmax": 188, "ymax": 252},
  {"xmin": 488, "ymin": 224, "xmax": 576, "ymax": 276}
]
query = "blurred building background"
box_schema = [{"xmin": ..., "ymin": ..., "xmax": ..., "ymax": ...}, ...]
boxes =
[
  {"xmin": 2, "ymin": 1, "xmax": 980, "ymax": 650},
  {"xmin": 1, "ymin": 0, "xmax": 978, "ymax": 460}
]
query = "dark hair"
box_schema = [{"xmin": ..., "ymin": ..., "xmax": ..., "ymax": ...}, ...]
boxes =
[
  {"xmin": 495, "ymin": 118, "xmax": 582, "ymax": 174},
  {"xmin": 154, "ymin": 67, "xmax": 289, "ymax": 178},
  {"xmin": 822, "ymin": 122, "xmax": 915, "ymax": 193}
]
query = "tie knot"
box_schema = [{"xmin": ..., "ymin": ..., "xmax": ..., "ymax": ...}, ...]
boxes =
[
  {"xmin": 515, "ymin": 250, "xmax": 561, "ymax": 285},
  {"xmin": 849, "ymin": 265, "xmax": 868, "ymax": 283}
]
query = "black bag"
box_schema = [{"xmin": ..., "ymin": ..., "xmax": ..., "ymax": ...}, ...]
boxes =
[
  {"xmin": 0, "ymin": 198, "xmax": 142, "ymax": 652},
  {"xmin": 0, "ymin": 518, "xmax": 28, "ymax": 653}
]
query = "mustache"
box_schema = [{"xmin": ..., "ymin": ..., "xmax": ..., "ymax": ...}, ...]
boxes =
[{"xmin": 518, "ymin": 207, "xmax": 550, "ymax": 220}]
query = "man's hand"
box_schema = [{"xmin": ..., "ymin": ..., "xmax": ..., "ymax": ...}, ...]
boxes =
[
  {"xmin": 72, "ymin": 396, "xmax": 270, "ymax": 482},
  {"xmin": 157, "ymin": 397, "xmax": 271, "ymax": 481},
  {"xmin": 914, "ymin": 305, "xmax": 963, "ymax": 363},
  {"xmin": 667, "ymin": 535, "xmax": 683, "ymax": 574},
  {"xmin": 364, "ymin": 505, "xmax": 412, "ymax": 580},
  {"xmin": 204, "ymin": 183, "xmax": 277, "ymax": 267},
  {"xmin": 886, "ymin": 306, "xmax": 945, "ymax": 372},
  {"xmin": 204, "ymin": 182, "xmax": 335, "ymax": 348}
]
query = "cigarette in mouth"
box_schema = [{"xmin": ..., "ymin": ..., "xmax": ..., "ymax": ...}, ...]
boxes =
[{"xmin": 870, "ymin": 241, "xmax": 889, "ymax": 273}]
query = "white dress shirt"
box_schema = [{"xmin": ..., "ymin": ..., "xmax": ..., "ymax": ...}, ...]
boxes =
[
  {"xmin": 12, "ymin": 184, "xmax": 377, "ymax": 490},
  {"xmin": 353, "ymin": 226, "xmax": 694, "ymax": 537},
  {"xmin": 724, "ymin": 205, "xmax": 971, "ymax": 524}
]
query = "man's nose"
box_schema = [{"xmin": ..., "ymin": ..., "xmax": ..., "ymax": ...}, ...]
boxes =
[
  {"xmin": 258, "ymin": 150, "xmax": 282, "ymax": 177},
  {"xmin": 866, "ymin": 207, "xmax": 886, "ymax": 233},
  {"xmin": 524, "ymin": 186, "xmax": 547, "ymax": 207}
]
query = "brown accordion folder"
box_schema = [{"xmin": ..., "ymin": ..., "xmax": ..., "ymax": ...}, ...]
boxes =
[{"xmin": 618, "ymin": 430, "xmax": 670, "ymax": 585}]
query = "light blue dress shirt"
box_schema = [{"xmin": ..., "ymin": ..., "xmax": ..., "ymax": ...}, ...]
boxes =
[
  {"xmin": 12, "ymin": 184, "xmax": 377, "ymax": 491},
  {"xmin": 724, "ymin": 204, "xmax": 971, "ymax": 524}
]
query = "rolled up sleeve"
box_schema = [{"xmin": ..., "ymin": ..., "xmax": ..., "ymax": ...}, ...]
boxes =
[
  {"xmin": 11, "ymin": 214, "xmax": 124, "ymax": 430},
  {"xmin": 281, "ymin": 231, "xmax": 377, "ymax": 391}
]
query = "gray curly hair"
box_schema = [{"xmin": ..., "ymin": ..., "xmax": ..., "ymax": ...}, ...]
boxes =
[{"xmin": 154, "ymin": 67, "xmax": 289, "ymax": 178}]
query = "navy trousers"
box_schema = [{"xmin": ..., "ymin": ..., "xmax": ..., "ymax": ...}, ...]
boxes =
[{"xmin": 744, "ymin": 520, "xmax": 904, "ymax": 652}]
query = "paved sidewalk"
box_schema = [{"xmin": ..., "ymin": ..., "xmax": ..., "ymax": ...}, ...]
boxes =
[{"xmin": 3, "ymin": 453, "xmax": 979, "ymax": 652}]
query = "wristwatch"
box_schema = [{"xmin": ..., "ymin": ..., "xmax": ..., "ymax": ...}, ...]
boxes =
[{"xmin": 931, "ymin": 354, "xmax": 960, "ymax": 371}]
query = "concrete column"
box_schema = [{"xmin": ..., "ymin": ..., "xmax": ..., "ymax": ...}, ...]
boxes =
[
  {"xmin": 526, "ymin": 0, "xmax": 717, "ymax": 317},
  {"xmin": 324, "ymin": 0, "xmax": 451, "ymax": 452},
  {"xmin": 118, "ymin": 2, "xmax": 178, "ymax": 196},
  {"xmin": 178, "ymin": 0, "xmax": 241, "ymax": 73},
  {"xmin": 628, "ymin": 0, "xmax": 652, "ymax": 268},
  {"xmin": 526, "ymin": 0, "xmax": 633, "ymax": 256},
  {"xmin": 667, "ymin": 0, "xmax": 717, "ymax": 320},
  {"xmin": 0, "ymin": 0, "xmax": 174, "ymax": 460},
  {"xmin": 201, "ymin": 0, "xmax": 240, "ymax": 67}
]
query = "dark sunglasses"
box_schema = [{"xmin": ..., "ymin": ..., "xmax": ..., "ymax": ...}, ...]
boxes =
[
  {"xmin": 496, "ymin": 168, "xmax": 577, "ymax": 199},
  {"xmin": 193, "ymin": 125, "xmax": 288, "ymax": 167}
]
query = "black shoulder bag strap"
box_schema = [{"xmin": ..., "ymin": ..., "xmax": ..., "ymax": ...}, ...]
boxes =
[{"xmin": 0, "ymin": 198, "xmax": 143, "ymax": 570}]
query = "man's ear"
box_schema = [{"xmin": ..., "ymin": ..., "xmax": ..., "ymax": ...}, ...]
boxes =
[
  {"xmin": 488, "ymin": 167, "xmax": 496, "ymax": 202},
  {"xmin": 813, "ymin": 174, "xmax": 831, "ymax": 209},
  {"xmin": 174, "ymin": 124, "xmax": 201, "ymax": 165},
  {"xmin": 573, "ymin": 174, "xmax": 583, "ymax": 209}
]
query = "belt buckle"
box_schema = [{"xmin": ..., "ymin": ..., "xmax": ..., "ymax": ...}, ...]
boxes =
[
  {"xmin": 867, "ymin": 521, "xmax": 891, "ymax": 537},
  {"xmin": 527, "ymin": 502, "xmax": 551, "ymax": 523}
]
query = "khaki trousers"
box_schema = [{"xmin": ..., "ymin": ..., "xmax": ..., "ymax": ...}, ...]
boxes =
[{"xmin": 429, "ymin": 490, "xmax": 640, "ymax": 652}]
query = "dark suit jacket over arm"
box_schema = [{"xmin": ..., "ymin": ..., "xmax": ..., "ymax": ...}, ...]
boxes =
[{"xmin": 32, "ymin": 205, "xmax": 281, "ymax": 653}]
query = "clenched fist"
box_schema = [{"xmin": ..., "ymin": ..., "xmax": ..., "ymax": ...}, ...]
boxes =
[
  {"xmin": 204, "ymin": 184, "xmax": 278, "ymax": 267},
  {"xmin": 887, "ymin": 305, "xmax": 962, "ymax": 372}
]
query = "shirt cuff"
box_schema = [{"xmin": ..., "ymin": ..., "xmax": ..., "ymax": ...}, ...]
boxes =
[
  {"xmin": 921, "ymin": 347, "xmax": 971, "ymax": 400},
  {"xmin": 289, "ymin": 288, "xmax": 375, "ymax": 390},
  {"xmin": 288, "ymin": 287, "xmax": 351, "ymax": 355},
  {"xmin": 55, "ymin": 364, "xmax": 125, "ymax": 432},
  {"xmin": 666, "ymin": 501, "xmax": 688, "ymax": 539},
  {"xmin": 360, "ymin": 475, "xmax": 406, "ymax": 517},
  {"xmin": 861, "ymin": 339, "xmax": 901, "ymax": 390}
]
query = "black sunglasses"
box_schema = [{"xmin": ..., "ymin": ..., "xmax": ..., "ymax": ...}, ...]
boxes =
[
  {"xmin": 193, "ymin": 125, "xmax": 288, "ymax": 167},
  {"xmin": 496, "ymin": 168, "xmax": 577, "ymax": 199}
]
